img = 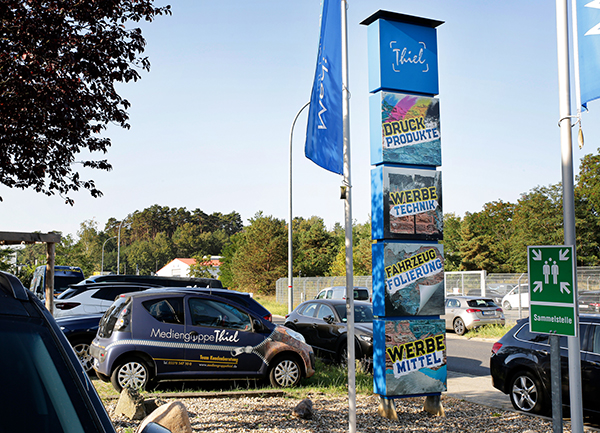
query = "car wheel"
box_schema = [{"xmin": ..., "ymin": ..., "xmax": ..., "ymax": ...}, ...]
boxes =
[
  {"xmin": 453, "ymin": 317, "xmax": 466, "ymax": 336},
  {"xmin": 111, "ymin": 358, "xmax": 152, "ymax": 392},
  {"xmin": 509, "ymin": 371, "xmax": 546, "ymax": 414},
  {"xmin": 71, "ymin": 339, "xmax": 94, "ymax": 373},
  {"xmin": 269, "ymin": 356, "xmax": 301, "ymax": 387},
  {"xmin": 503, "ymin": 301, "xmax": 512, "ymax": 310}
]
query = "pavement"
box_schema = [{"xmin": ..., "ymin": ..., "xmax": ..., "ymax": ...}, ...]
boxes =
[{"xmin": 445, "ymin": 370, "xmax": 512, "ymax": 411}]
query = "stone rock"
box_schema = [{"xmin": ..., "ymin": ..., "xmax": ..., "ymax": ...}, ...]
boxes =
[
  {"xmin": 144, "ymin": 399, "xmax": 159, "ymax": 414},
  {"xmin": 292, "ymin": 398, "xmax": 314, "ymax": 420},
  {"xmin": 137, "ymin": 401, "xmax": 192, "ymax": 433},
  {"xmin": 115, "ymin": 388, "xmax": 146, "ymax": 420}
]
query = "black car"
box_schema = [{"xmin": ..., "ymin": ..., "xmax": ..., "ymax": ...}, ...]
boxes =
[
  {"xmin": 490, "ymin": 315, "xmax": 600, "ymax": 416},
  {"xmin": 0, "ymin": 271, "xmax": 169, "ymax": 433},
  {"xmin": 57, "ymin": 287, "xmax": 272, "ymax": 373},
  {"xmin": 284, "ymin": 299, "xmax": 374, "ymax": 363}
]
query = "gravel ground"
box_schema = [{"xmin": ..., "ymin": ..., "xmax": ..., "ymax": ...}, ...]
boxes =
[{"xmin": 105, "ymin": 393, "xmax": 594, "ymax": 433}]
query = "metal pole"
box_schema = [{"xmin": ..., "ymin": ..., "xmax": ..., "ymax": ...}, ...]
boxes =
[
  {"xmin": 289, "ymin": 101, "xmax": 310, "ymax": 314},
  {"xmin": 117, "ymin": 219, "xmax": 125, "ymax": 275},
  {"xmin": 555, "ymin": 1, "xmax": 583, "ymax": 431},
  {"xmin": 101, "ymin": 236, "xmax": 117, "ymax": 274},
  {"xmin": 341, "ymin": 1, "xmax": 355, "ymax": 432}
]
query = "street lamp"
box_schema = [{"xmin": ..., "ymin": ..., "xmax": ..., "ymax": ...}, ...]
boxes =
[
  {"xmin": 117, "ymin": 219, "xmax": 127, "ymax": 275},
  {"xmin": 101, "ymin": 236, "xmax": 117, "ymax": 274},
  {"xmin": 288, "ymin": 101, "xmax": 310, "ymax": 314}
]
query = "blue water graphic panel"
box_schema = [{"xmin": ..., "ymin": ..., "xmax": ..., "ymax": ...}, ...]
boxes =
[
  {"xmin": 373, "ymin": 318, "xmax": 446, "ymax": 397},
  {"xmin": 370, "ymin": 92, "xmax": 441, "ymax": 166},
  {"xmin": 372, "ymin": 165, "xmax": 442, "ymax": 241},
  {"xmin": 372, "ymin": 241, "xmax": 444, "ymax": 317}
]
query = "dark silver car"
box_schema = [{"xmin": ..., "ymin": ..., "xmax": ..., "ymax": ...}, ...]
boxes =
[{"xmin": 442, "ymin": 296, "xmax": 505, "ymax": 335}]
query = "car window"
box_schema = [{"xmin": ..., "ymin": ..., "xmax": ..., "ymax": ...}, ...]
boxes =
[
  {"xmin": 143, "ymin": 298, "xmax": 184, "ymax": 324},
  {"xmin": 0, "ymin": 319, "xmax": 105, "ymax": 432},
  {"xmin": 466, "ymin": 299, "xmax": 497, "ymax": 308},
  {"xmin": 354, "ymin": 289, "xmax": 369, "ymax": 301},
  {"xmin": 326, "ymin": 290, "xmax": 334, "ymax": 299},
  {"xmin": 592, "ymin": 324, "xmax": 600, "ymax": 354},
  {"xmin": 334, "ymin": 304, "xmax": 374, "ymax": 323},
  {"xmin": 515, "ymin": 324, "xmax": 549, "ymax": 344},
  {"xmin": 446, "ymin": 299, "xmax": 460, "ymax": 308},
  {"xmin": 91, "ymin": 286, "xmax": 143, "ymax": 301},
  {"xmin": 316, "ymin": 304, "xmax": 335, "ymax": 320},
  {"xmin": 316, "ymin": 291, "xmax": 326, "ymax": 299},
  {"xmin": 189, "ymin": 298, "xmax": 251, "ymax": 331},
  {"xmin": 301, "ymin": 303, "xmax": 318, "ymax": 317}
]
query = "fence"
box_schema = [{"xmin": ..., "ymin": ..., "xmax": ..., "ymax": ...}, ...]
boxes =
[
  {"xmin": 275, "ymin": 276, "xmax": 372, "ymax": 307},
  {"xmin": 276, "ymin": 267, "xmax": 600, "ymax": 307}
]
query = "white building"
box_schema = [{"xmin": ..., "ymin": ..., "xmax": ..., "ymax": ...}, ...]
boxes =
[{"xmin": 156, "ymin": 257, "xmax": 221, "ymax": 278}]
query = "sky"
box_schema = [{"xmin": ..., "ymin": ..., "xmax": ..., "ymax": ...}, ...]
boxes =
[{"xmin": 2, "ymin": 0, "xmax": 599, "ymax": 239}]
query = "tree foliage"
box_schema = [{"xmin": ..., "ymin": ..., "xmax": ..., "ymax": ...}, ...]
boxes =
[{"xmin": 0, "ymin": 0, "xmax": 171, "ymax": 203}]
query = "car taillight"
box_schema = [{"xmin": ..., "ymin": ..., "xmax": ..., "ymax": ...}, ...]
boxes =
[
  {"xmin": 491, "ymin": 342, "xmax": 503, "ymax": 355},
  {"xmin": 55, "ymin": 302, "xmax": 81, "ymax": 310},
  {"xmin": 264, "ymin": 313, "xmax": 272, "ymax": 322},
  {"xmin": 466, "ymin": 308, "xmax": 482, "ymax": 313},
  {"xmin": 496, "ymin": 308, "xmax": 503, "ymax": 312}
]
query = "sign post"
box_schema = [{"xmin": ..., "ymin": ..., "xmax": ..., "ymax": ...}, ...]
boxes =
[{"xmin": 527, "ymin": 245, "xmax": 576, "ymax": 336}]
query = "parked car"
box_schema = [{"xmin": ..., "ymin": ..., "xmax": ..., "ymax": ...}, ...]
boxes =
[
  {"xmin": 501, "ymin": 284, "xmax": 529, "ymax": 310},
  {"xmin": 77, "ymin": 274, "xmax": 223, "ymax": 288},
  {"xmin": 578, "ymin": 290, "xmax": 600, "ymax": 313},
  {"xmin": 315, "ymin": 286, "xmax": 372, "ymax": 302},
  {"xmin": 57, "ymin": 286, "xmax": 273, "ymax": 371},
  {"xmin": 442, "ymin": 296, "xmax": 505, "ymax": 336},
  {"xmin": 91, "ymin": 289, "xmax": 314, "ymax": 391},
  {"xmin": 490, "ymin": 315, "xmax": 600, "ymax": 416},
  {"xmin": 56, "ymin": 313, "xmax": 104, "ymax": 373},
  {"xmin": 55, "ymin": 281, "xmax": 271, "ymax": 320},
  {"xmin": 30, "ymin": 265, "xmax": 84, "ymax": 299},
  {"xmin": 0, "ymin": 271, "xmax": 169, "ymax": 433},
  {"xmin": 284, "ymin": 299, "xmax": 374, "ymax": 364}
]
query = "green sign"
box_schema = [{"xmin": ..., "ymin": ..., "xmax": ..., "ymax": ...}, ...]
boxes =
[{"xmin": 527, "ymin": 245, "xmax": 576, "ymax": 337}]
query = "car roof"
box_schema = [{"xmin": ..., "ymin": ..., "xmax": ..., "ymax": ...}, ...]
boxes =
[
  {"xmin": 117, "ymin": 287, "xmax": 249, "ymax": 299},
  {"xmin": 301, "ymin": 298, "xmax": 372, "ymax": 306},
  {"xmin": 446, "ymin": 295, "xmax": 495, "ymax": 301}
]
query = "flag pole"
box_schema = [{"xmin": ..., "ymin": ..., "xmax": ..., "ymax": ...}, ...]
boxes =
[{"xmin": 341, "ymin": 1, "xmax": 356, "ymax": 432}]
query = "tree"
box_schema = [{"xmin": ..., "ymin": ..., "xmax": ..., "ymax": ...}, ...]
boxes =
[
  {"xmin": 292, "ymin": 216, "xmax": 338, "ymax": 277},
  {"xmin": 328, "ymin": 220, "xmax": 372, "ymax": 276},
  {"xmin": 228, "ymin": 212, "xmax": 287, "ymax": 294},
  {"xmin": 575, "ymin": 149, "xmax": 600, "ymax": 265},
  {"xmin": 441, "ymin": 213, "xmax": 462, "ymax": 271},
  {"xmin": 0, "ymin": 1, "xmax": 171, "ymax": 203}
]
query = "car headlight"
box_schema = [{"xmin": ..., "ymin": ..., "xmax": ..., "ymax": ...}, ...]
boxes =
[
  {"xmin": 286, "ymin": 328, "xmax": 306, "ymax": 344},
  {"xmin": 358, "ymin": 334, "xmax": 372, "ymax": 343}
]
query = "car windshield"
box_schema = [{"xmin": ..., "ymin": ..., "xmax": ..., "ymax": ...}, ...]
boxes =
[
  {"xmin": 334, "ymin": 304, "xmax": 374, "ymax": 323},
  {"xmin": 466, "ymin": 299, "xmax": 497, "ymax": 308},
  {"xmin": 0, "ymin": 318, "xmax": 104, "ymax": 432}
]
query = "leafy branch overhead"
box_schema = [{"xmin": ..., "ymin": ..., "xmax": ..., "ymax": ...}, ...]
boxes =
[{"xmin": 0, "ymin": 0, "xmax": 171, "ymax": 203}]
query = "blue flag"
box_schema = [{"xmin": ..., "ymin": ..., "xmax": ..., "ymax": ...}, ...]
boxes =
[
  {"xmin": 305, "ymin": 0, "xmax": 343, "ymax": 175},
  {"xmin": 577, "ymin": 0, "xmax": 600, "ymax": 106}
]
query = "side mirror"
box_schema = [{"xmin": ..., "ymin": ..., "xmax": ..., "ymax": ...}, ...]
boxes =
[
  {"xmin": 140, "ymin": 422, "xmax": 172, "ymax": 433},
  {"xmin": 253, "ymin": 319, "xmax": 265, "ymax": 332}
]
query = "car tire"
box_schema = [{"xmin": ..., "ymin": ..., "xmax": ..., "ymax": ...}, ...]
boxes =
[
  {"xmin": 269, "ymin": 356, "xmax": 302, "ymax": 388},
  {"xmin": 70, "ymin": 338, "xmax": 94, "ymax": 373},
  {"xmin": 503, "ymin": 301, "xmax": 512, "ymax": 310},
  {"xmin": 509, "ymin": 371, "xmax": 546, "ymax": 414},
  {"xmin": 111, "ymin": 358, "xmax": 153, "ymax": 392},
  {"xmin": 453, "ymin": 317, "xmax": 466, "ymax": 336}
]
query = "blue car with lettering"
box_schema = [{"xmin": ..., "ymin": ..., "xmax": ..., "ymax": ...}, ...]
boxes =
[{"xmin": 91, "ymin": 289, "xmax": 315, "ymax": 391}]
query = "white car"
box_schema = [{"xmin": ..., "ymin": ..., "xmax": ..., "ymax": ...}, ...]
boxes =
[{"xmin": 501, "ymin": 285, "xmax": 529, "ymax": 310}]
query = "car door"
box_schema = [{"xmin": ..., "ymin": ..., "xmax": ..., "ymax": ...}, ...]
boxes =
[
  {"xmin": 135, "ymin": 296, "xmax": 186, "ymax": 376},
  {"xmin": 581, "ymin": 322, "xmax": 600, "ymax": 415},
  {"xmin": 184, "ymin": 296, "xmax": 266, "ymax": 377},
  {"xmin": 290, "ymin": 302, "xmax": 320, "ymax": 347},
  {"xmin": 441, "ymin": 298, "xmax": 460, "ymax": 329},
  {"xmin": 312, "ymin": 303, "xmax": 342, "ymax": 356}
]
